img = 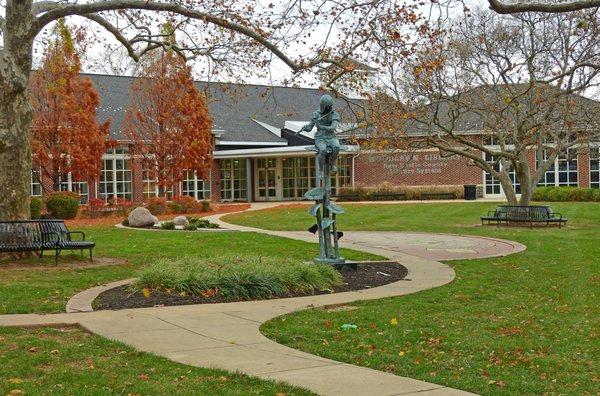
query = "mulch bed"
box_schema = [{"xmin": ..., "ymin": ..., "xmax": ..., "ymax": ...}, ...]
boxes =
[{"xmin": 94, "ymin": 261, "xmax": 408, "ymax": 310}]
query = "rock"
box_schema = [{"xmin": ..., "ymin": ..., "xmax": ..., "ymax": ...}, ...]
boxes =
[
  {"xmin": 173, "ymin": 215, "xmax": 189, "ymax": 226},
  {"xmin": 128, "ymin": 207, "xmax": 158, "ymax": 228}
]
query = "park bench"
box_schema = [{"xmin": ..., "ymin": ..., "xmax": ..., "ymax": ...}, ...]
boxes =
[
  {"xmin": 371, "ymin": 192, "xmax": 407, "ymax": 201},
  {"xmin": 0, "ymin": 219, "xmax": 94, "ymax": 264},
  {"xmin": 420, "ymin": 192, "xmax": 456, "ymax": 200},
  {"xmin": 480, "ymin": 205, "xmax": 567, "ymax": 228}
]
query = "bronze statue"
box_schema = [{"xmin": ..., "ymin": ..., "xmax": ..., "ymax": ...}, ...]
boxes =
[{"xmin": 299, "ymin": 94, "xmax": 348, "ymax": 266}]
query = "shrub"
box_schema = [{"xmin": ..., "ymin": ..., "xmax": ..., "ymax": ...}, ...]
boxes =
[
  {"xmin": 183, "ymin": 223, "xmax": 197, "ymax": 230},
  {"xmin": 532, "ymin": 186, "xmax": 600, "ymax": 202},
  {"xmin": 30, "ymin": 197, "xmax": 42, "ymax": 219},
  {"xmin": 44, "ymin": 192, "xmax": 79, "ymax": 219},
  {"xmin": 121, "ymin": 218, "xmax": 130, "ymax": 226},
  {"xmin": 110, "ymin": 197, "xmax": 134, "ymax": 216},
  {"xmin": 167, "ymin": 201, "xmax": 183, "ymax": 213},
  {"xmin": 135, "ymin": 255, "xmax": 343, "ymax": 300},
  {"xmin": 144, "ymin": 197, "xmax": 169, "ymax": 215},
  {"xmin": 88, "ymin": 198, "xmax": 106, "ymax": 218},
  {"xmin": 172, "ymin": 195, "xmax": 202, "ymax": 214},
  {"xmin": 201, "ymin": 200, "xmax": 211, "ymax": 212},
  {"xmin": 160, "ymin": 221, "xmax": 175, "ymax": 230},
  {"xmin": 336, "ymin": 184, "xmax": 464, "ymax": 201}
]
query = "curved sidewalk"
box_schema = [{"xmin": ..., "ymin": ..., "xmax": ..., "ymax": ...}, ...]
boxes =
[{"xmin": 0, "ymin": 204, "xmax": 524, "ymax": 396}]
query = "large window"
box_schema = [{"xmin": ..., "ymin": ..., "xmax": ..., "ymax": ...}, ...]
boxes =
[
  {"xmin": 59, "ymin": 173, "xmax": 89, "ymax": 203},
  {"xmin": 31, "ymin": 169, "xmax": 42, "ymax": 197},
  {"xmin": 182, "ymin": 170, "xmax": 211, "ymax": 200},
  {"xmin": 282, "ymin": 157, "xmax": 313, "ymax": 199},
  {"xmin": 483, "ymin": 153, "xmax": 520, "ymax": 195},
  {"xmin": 538, "ymin": 149, "xmax": 578, "ymax": 188},
  {"xmin": 220, "ymin": 159, "xmax": 247, "ymax": 201},
  {"xmin": 591, "ymin": 148, "xmax": 599, "ymax": 188},
  {"xmin": 100, "ymin": 147, "xmax": 132, "ymax": 201}
]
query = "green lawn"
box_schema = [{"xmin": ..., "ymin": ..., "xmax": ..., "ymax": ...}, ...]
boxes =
[
  {"xmin": 0, "ymin": 228, "xmax": 377, "ymax": 314},
  {"xmin": 0, "ymin": 326, "xmax": 313, "ymax": 396},
  {"xmin": 224, "ymin": 202, "xmax": 600, "ymax": 395}
]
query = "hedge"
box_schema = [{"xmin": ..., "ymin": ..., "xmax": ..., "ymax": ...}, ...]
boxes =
[{"xmin": 532, "ymin": 186, "xmax": 600, "ymax": 202}]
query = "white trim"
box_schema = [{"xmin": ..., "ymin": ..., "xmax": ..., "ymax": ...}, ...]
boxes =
[
  {"xmin": 216, "ymin": 140, "xmax": 288, "ymax": 147},
  {"xmin": 214, "ymin": 145, "xmax": 359, "ymax": 159}
]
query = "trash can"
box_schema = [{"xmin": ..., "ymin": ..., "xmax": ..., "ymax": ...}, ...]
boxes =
[{"xmin": 464, "ymin": 184, "xmax": 477, "ymax": 200}]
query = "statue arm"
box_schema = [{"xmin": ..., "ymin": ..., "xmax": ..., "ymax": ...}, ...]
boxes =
[{"xmin": 299, "ymin": 113, "xmax": 319, "ymax": 133}]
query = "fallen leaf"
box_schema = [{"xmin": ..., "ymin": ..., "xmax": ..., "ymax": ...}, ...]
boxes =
[
  {"xmin": 322, "ymin": 339, "xmax": 330, "ymax": 346},
  {"xmin": 8, "ymin": 378, "xmax": 23, "ymax": 384},
  {"xmin": 139, "ymin": 373, "xmax": 149, "ymax": 381},
  {"xmin": 398, "ymin": 351, "xmax": 405, "ymax": 357},
  {"xmin": 142, "ymin": 288, "xmax": 151, "ymax": 298},
  {"xmin": 50, "ymin": 349, "xmax": 59, "ymax": 355},
  {"xmin": 9, "ymin": 390, "xmax": 23, "ymax": 395},
  {"xmin": 28, "ymin": 347, "xmax": 37, "ymax": 353},
  {"xmin": 390, "ymin": 318, "xmax": 398, "ymax": 326}
]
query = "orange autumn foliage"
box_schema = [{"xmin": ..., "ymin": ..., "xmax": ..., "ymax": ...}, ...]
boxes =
[
  {"xmin": 124, "ymin": 48, "xmax": 213, "ymax": 197},
  {"xmin": 29, "ymin": 19, "xmax": 110, "ymax": 191}
]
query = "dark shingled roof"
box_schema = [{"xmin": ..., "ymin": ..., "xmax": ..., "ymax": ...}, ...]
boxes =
[{"xmin": 87, "ymin": 73, "xmax": 359, "ymax": 143}]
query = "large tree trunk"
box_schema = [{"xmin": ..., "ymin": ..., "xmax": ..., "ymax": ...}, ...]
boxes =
[
  {"xmin": 497, "ymin": 172, "xmax": 519, "ymax": 205},
  {"xmin": 0, "ymin": 1, "xmax": 35, "ymax": 220}
]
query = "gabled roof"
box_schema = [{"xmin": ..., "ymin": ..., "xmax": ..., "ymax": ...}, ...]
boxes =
[{"xmin": 87, "ymin": 73, "xmax": 361, "ymax": 145}]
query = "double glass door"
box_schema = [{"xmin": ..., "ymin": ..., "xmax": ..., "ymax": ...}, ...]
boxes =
[{"xmin": 256, "ymin": 158, "xmax": 278, "ymax": 200}]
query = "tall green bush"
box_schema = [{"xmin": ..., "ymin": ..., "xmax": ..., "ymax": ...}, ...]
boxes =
[
  {"xmin": 30, "ymin": 197, "xmax": 42, "ymax": 219},
  {"xmin": 532, "ymin": 186, "xmax": 600, "ymax": 202},
  {"xmin": 44, "ymin": 192, "xmax": 79, "ymax": 219}
]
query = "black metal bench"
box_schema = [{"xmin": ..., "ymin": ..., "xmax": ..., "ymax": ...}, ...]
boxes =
[
  {"xmin": 481, "ymin": 205, "xmax": 567, "ymax": 228},
  {"xmin": 371, "ymin": 192, "xmax": 407, "ymax": 201},
  {"xmin": 0, "ymin": 219, "xmax": 94, "ymax": 264},
  {"xmin": 420, "ymin": 192, "xmax": 456, "ymax": 200}
]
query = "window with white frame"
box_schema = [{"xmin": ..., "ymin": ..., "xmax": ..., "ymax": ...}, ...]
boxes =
[
  {"xmin": 100, "ymin": 147, "xmax": 132, "ymax": 201},
  {"xmin": 31, "ymin": 169, "xmax": 42, "ymax": 197},
  {"xmin": 537, "ymin": 148, "xmax": 578, "ymax": 187},
  {"xmin": 590, "ymin": 148, "xmax": 599, "ymax": 188},
  {"xmin": 182, "ymin": 170, "xmax": 211, "ymax": 200},
  {"xmin": 59, "ymin": 172, "xmax": 89, "ymax": 203}
]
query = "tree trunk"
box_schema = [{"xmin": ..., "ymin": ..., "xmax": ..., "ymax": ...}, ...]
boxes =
[
  {"xmin": 0, "ymin": 1, "xmax": 35, "ymax": 220},
  {"xmin": 497, "ymin": 172, "xmax": 518, "ymax": 205}
]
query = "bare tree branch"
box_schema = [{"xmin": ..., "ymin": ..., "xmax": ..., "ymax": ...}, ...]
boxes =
[{"xmin": 489, "ymin": 0, "xmax": 600, "ymax": 14}]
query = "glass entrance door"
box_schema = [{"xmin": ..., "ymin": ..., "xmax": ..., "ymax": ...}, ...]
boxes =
[{"xmin": 256, "ymin": 158, "xmax": 279, "ymax": 200}]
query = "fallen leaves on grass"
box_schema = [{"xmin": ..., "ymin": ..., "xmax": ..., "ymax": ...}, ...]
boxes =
[{"xmin": 390, "ymin": 317, "xmax": 398, "ymax": 326}]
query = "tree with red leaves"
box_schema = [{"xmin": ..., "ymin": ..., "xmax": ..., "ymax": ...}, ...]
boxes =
[
  {"xmin": 124, "ymin": 40, "xmax": 213, "ymax": 197},
  {"xmin": 29, "ymin": 19, "xmax": 110, "ymax": 193}
]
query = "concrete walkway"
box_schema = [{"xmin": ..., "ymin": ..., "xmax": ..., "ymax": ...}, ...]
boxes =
[{"xmin": 0, "ymin": 203, "xmax": 525, "ymax": 396}]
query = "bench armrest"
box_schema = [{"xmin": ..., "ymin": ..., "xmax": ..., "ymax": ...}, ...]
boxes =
[
  {"xmin": 67, "ymin": 231, "xmax": 85, "ymax": 241},
  {"xmin": 41, "ymin": 231, "xmax": 61, "ymax": 244},
  {"xmin": 487, "ymin": 210, "xmax": 497, "ymax": 216},
  {"xmin": 550, "ymin": 212, "xmax": 563, "ymax": 219}
]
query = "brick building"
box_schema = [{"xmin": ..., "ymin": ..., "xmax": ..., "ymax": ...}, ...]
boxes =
[{"xmin": 30, "ymin": 73, "xmax": 600, "ymax": 204}]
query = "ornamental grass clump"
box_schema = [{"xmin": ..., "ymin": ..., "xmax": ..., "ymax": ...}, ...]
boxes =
[{"xmin": 135, "ymin": 255, "xmax": 343, "ymax": 300}]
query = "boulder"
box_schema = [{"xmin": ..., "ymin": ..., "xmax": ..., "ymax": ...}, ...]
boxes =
[
  {"xmin": 128, "ymin": 207, "xmax": 158, "ymax": 228},
  {"xmin": 173, "ymin": 215, "xmax": 189, "ymax": 226}
]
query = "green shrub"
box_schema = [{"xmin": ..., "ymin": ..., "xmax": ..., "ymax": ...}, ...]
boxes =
[
  {"xmin": 186, "ymin": 216, "xmax": 201, "ymax": 223},
  {"xmin": 183, "ymin": 223, "xmax": 197, "ymax": 230},
  {"xmin": 160, "ymin": 221, "xmax": 175, "ymax": 230},
  {"xmin": 337, "ymin": 183, "xmax": 465, "ymax": 201},
  {"xmin": 532, "ymin": 186, "xmax": 600, "ymax": 202},
  {"xmin": 44, "ymin": 192, "xmax": 79, "ymax": 219},
  {"xmin": 167, "ymin": 202, "xmax": 183, "ymax": 214},
  {"xmin": 121, "ymin": 218, "xmax": 130, "ymax": 226},
  {"xmin": 201, "ymin": 200, "xmax": 211, "ymax": 211},
  {"xmin": 135, "ymin": 255, "xmax": 343, "ymax": 300},
  {"xmin": 30, "ymin": 197, "xmax": 42, "ymax": 219}
]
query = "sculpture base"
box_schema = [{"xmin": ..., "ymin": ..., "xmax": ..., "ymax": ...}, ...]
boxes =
[{"xmin": 314, "ymin": 257, "xmax": 357, "ymax": 271}]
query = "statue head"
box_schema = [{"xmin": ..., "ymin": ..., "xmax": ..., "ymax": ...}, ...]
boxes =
[{"xmin": 320, "ymin": 94, "xmax": 333, "ymax": 114}]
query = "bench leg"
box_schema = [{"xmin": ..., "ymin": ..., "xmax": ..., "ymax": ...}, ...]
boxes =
[
  {"xmin": 55, "ymin": 249, "xmax": 61, "ymax": 265},
  {"xmin": 38, "ymin": 249, "xmax": 44, "ymax": 258},
  {"xmin": 89, "ymin": 249, "xmax": 93, "ymax": 262}
]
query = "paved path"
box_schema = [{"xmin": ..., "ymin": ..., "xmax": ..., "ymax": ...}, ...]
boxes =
[{"xmin": 0, "ymin": 203, "xmax": 525, "ymax": 396}]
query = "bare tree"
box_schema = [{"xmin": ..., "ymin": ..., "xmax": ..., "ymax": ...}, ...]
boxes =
[
  {"xmin": 0, "ymin": 0, "xmax": 425, "ymax": 220},
  {"xmin": 370, "ymin": 9, "xmax": 600, "ymax": 205},
  {"xmin": 489, "ymin": 0, "xmax": 600, "ymax": 14}
]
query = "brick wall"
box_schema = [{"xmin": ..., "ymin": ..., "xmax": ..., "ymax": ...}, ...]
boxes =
[
  {"xmin": 210, "ymin": 159, "xmax": 222, "ymax": 202},
  {"xmin": 354, "ymin": 150, "xmax": 483, "ymax": 187}
]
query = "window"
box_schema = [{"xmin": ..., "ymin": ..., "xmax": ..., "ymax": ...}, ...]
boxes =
[
  {"xmin": 220, "ymin": 159, "xmax": 247, "ymax": 201},
  {"xmin": 182, "ymin": 170, "xmax": 211, "ymax": 200},
  {"xmin": 31, "ymin": 169, "xmax": 42, "ymax": 197},
  {"xmin": 282, "ymin": 157, "xmax": 314, "ymax": 199},
  {"xmin": 59, "ymin": 173, "xmax": 89, "ymax": 203},
  {"xmin": 591, "ymin": 148, "xmax": 599, "ymax": 188},
  {"xmin": 537, "ymin": 149, "xmax": 578, "ymax": 188},
  {"xmin": 484, "ymin": 153, "xmax": 520, "ymax": 195},
  {"xmin": 100, "ymin": 147, "xmax": 132, "ymax": 201}
]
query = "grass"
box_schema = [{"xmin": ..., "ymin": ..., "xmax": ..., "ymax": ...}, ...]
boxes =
[
  {"xmin": 223, "ymin": 202, "xmax": 600, "ymax": 395},
  {"xmin": 136, "ymin": 255, "xmax": 343, "ymax": 299},
  {"xmin": 0, "ymin": 326, "xmax": 313, "ymax": 396},
  {"xmin": 0, "ymin": 228, "xmax": 377, "ymax": 314}
]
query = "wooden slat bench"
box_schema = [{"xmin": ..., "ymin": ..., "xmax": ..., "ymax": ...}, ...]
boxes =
[
  {"xmin": 481, "ymin": 205, "xmax": 567, "ymax": 228},
  {"xmin": 371, "ymin": 192, "xmax": 407, "ymax": 201},
  {"xmin": 420, "ymin": 192, "xmax": 456, "ymax": 200},
  {"xmin": 0, "ymin": 219, "xmax": 94, "ymax": 264}
]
